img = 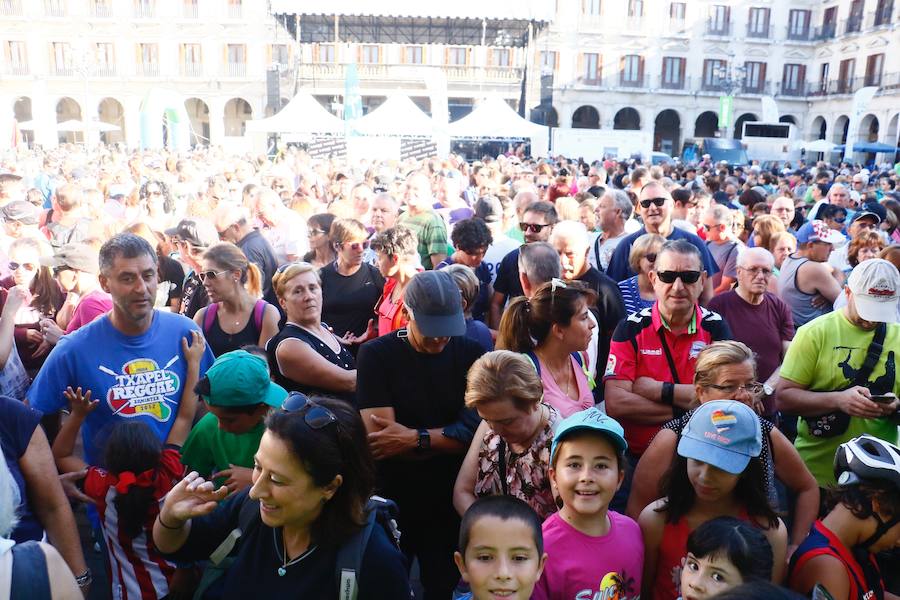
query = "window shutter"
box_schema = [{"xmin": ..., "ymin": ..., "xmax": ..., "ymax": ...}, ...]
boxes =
[
  {"xmin": 678, "ymin": 57, "xmax": 686, "ymax": 83},
  {"xmin": 638, "ymin": 55, "xmax": 645, "ymax": 80},
  {"xmin": 759, "ymin": 62, "xmax": 767, "ymax": 90},
  {"xmin": 577, "ymin": 52, "xmax": 584, "ymax": 79},
  {"xmin": 486, "ymin": 48, "xmax": 493, "ymax": 66}
]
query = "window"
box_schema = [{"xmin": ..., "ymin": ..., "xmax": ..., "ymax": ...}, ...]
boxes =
[
  {"xmin": 865, "ymin": 54, "xmax": 884, "ymax": 86},
  {"xmin": 620, "ymin": 54, "xmax": 643, "ymax": 86},
  {"xmin": 360, "ymin": 45, "xmax": 380, "ymax": 64},
  {"xmin": 703, "ymin": 58, "xmax": 727, "ymax": 89},
  {"xmin": 628, "ymin": 0, "xmax": 643, "ymax": 17},
  {"xmin": 270, "ymin": 44, "xmax": 289, "ymax": 68},
  {"xmin": 133, "ymin": 0, "xmax": 154, "ymax": 18},
  {"xmin": 582, "ymin": 52, "xmax": 601, "ymax": 83},
  {"xmin": 181, "ymin": 43, "xmax": 201, "ymax": 75},
  {"xmin": 709, "ymin": 5, "xmax": 730, "ymax": 34},
  {"xmin": 747, "ymin": 7, "xmax": 770, "ymax": 37},
  {"xmin": 669, "ymin": 1, "xmax": 685, "ymax": 20},
  {"xmin": 875, "ymin": 0, "xmax": 892, "ymax": 25},
  {"xmin": 838, "ymin": 58, "xmax": 855, "ymax": 92},
  {"xmin": 540, "ymin": 51, "xmax": 557, "ymax": 73},
  {"xmin": 661, "ymin": 56, "xmax": 685, "ymax": 88},
  {"xmin": 95, "ymin": 42, "xmax": 115, "ymax": 75},
  {"xmin": 137, "ymin": 42, "xmax": 158, "ymax": 75},
  {"xmin": 44, "ymin": 0, "xmax": 66, "ymax": 17},
  {"xmin": 403, "ymin": 46, "xmax": 423, "ymax": 64},
  {"xmin": 316, "ymin": 44, "xmax": 335, "ymax": 63},
  {"xmin": 5, "ymin": 41, "xmax": 27, "ymax": 74},
  {"xmin": 744, "ymin": 61, "xmax": 766, "ymax": 92},
  {"xmin": 227, "ymin": 0, "xmax": 241, "ymax": 18},
  {"xmin": 446, "ymin": 47, "xmax": 467, "ymax": 66},
  {"xmin": 847, "ymin": 0, "xmax": 864, "ymax": 32},
  {"xmin": 492, "ymin": 49, "xmax": 510, "ymax": 67},
  {"xmin": 583, "ymin": 0, "xmax": 601, "ymax": 16},
  {"xmin": 782, "ymin": 64, "xmax": 805, "ymax": 93},
  {"xmin": 51, "ymin": 41, "xmax": 72, "ymax": 74},
  {"xmin": 91, "ymin": 0, "xmax": 112, "ymax": 17},
  {"xmin": 821, "ymin": 6, "xmax": 837, "ymax": 38},
  {"xmin": 787, "ymin": 9, "xmax": 810, "ymax": 39},
  {"xmin": 819, "ymin": 63, "xmax": 830, "ymax": 92},
  {"xmin": 182, "ymin": 0, "xmax": 198, "ymax": 18}
]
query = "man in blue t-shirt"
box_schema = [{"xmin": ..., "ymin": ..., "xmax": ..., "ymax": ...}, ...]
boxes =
[
  {"xmin": 606, "ymin": 181, "xmax": 718, "ymax": 304},
  {"xmin": 29, "ymin": 233, "xmax": 215, "ymax": 465}
]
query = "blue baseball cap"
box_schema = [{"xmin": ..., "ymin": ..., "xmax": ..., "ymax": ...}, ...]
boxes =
[
  {"xmin": 795, "ymin": 220, "xmax": 845, "ymax": 245},
  {"xmin": 677, "ymin": 400, "xmax": 762, "ymax": 475},
  {"xmin": 551, "ymin": 407, "xmax": 627, "ymax": 463}
]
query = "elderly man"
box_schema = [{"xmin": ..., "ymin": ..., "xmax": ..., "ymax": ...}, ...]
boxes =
[
  {"xmin": 777, "ymin": 258, "xmax": 900, "ymax": 488},
  {"xmin": 606, "ymin": 182, "xmax": 718, "ymax": 303},
  {"xmin": 398, "ymin": 172, "xmax": 448, "ymax": 269},
  {"xmin": 213, "ymin": 203, "xmax": 279, "ymax": 305},
  {"xmin": 604, "ymin": 240, "xmax": 731, "ymax": 508},
  {"xmin": 771, "ymin": 196, "xmax": 797, "ymax": 231},
  {"xmin": 777, "ymin": 220, "xmax": 845, "ymax": 328},
  {"xmin": 591, "ymin": 189, "xmax": 633, "ymax": 272},
  {"xmin": 808, "ymin": 182, "xmax": 852, "ymax": 221},
  {"xmin": 255, "ymin": 188, "xmax": 308, "ymax": 264},
  {"xmin": 370, "ymin": 192, "xmax": 399, "ymax": 233},
  {"xmin": 708, "ymin": 247, "xmax": 794, "ymax": 420},
  {"xmin": 702, "ymin": 204, "xmax": 742, "ymax": 295}
]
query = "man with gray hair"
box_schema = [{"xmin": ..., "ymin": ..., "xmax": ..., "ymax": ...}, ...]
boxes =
[
  {"xmin": 591, "ymin": 189, "xmax": 632, "ymax": 272},
  {"xmin": 517, "ymin": 241, "xmax": 561, "ymax": 295},
  {"xmin": 708, "ymin": 247, "xmax": 795, "ymax": 420}
]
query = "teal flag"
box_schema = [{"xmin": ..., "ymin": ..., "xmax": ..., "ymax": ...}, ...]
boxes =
[
  {"xmin": 343, "ymin": 62, "xmax": 362, "ymax": 137},
  {"xmin": 718, "ymin": 95, "xmax": 733, "ymax": 131}
]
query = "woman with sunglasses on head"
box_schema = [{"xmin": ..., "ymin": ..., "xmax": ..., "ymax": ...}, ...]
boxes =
[
  {"xmin": 301, "ymin": 213, "xmax": 337, "ymax": 269},
  {"xmin": 497, "ymin": 279, "xmax": 597, "ymax": 418},
  {"xmin": 267, "ymin": 263, "xmax": 357, "ymax": 404},
  {"xmin": 153, "ymin": 394, "xmax": 411, "ymax": 599},
  {"xmin": 618, "ymin": 233, "xmax": 665, "ymax": 316},
  {"xmin": 319, "ymin": 219, "xmax": 384, "ymax": 343}
]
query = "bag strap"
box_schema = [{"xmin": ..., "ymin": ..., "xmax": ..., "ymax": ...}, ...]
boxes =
[
  {"xmin": 851, "ymin": 322, "xmax": 886, "ymax": 387},
  {"xmin": 203, "ymin": 303, "xmax": 219, "ymax": 334},
  {"xmin": 10, "ymin": 542, "xmax": 51, "ymax": 600},
  {"xmin": 208, "ymin": 495, "xmax": 259, "ymax": 565},
  {"xmin": 656, "ymin": 329, "xmax": 681, "ymax": 385},
  {"xmin": 498, "ymin": 440, "xmax": 508, "ymax": 496},
  {"xmin": 252, "ymin": 299, "xmax": 266, "ymax": 332},
  {"xmin": 336, "ymin": 509, "xmax": 377, "ymax": 600}
]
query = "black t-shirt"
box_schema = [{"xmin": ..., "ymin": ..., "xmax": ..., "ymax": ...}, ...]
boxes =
[
  {"xmin": 493, "ymin": 247, "xmax": 523, "ymax": 301},
  {"xmin": 238, "ymin": 230, "xmax": 279, "ymax": 306},
  {"xmin": 356, "ymin": 331, "xmax": 484, "ymax": 515},
  {"xmin": 158, "ymin": 255, "xmax": 185, "ymax": 304},
  {"xmin": 319, "ymin": 262, "xmax": 384, "ymax": 337},
  {"xmin": 179, "ymin": 271, "xmax": 209, "ymax": 320},
  {"xmin": 165, "ymin": 491, "xmax": 411, "ymax": 600}
]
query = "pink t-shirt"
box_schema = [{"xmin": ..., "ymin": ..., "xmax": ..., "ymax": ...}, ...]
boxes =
[
  {"xmin": 537, "ymin": 355, "xmax": 593, "ymax": 418},
  {"xmin": 532, "ymin": 511, "xmax": 644, "ymax": 600},
  {"xmin": 65, "ymin": 289, "xmax": 113, "ymax": 333}
]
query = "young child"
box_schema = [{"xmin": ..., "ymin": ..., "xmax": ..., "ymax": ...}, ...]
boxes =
[
  {"xmin": 679, "ymin": 516, "xmax": 774, "ymax": 600},
  {"xmin": 52, "ymin": 331, "xmax": 206, "ymax": 600},
  {"xmin": 639, "ymin": 400, "xmax": 788, "ymax": 600},
  {"xmin": 180, "ymin": 348, "xmax": 287, "ymax": 493},
  {"xmin": 454, "ymin": 495, "xmax": 547, "ymax": 600},
  {"xmin": 532, "ymin": 406, "xmax": 644, "ymax": 600}
]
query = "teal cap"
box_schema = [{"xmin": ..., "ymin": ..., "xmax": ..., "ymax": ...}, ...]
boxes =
[
  {"xmin": 551, "ymin": 407, "xmax": 628, "ymax": 463},
  {"xmin": 199, "ymin": 350, "xmax": 287, "ymax": 408}
]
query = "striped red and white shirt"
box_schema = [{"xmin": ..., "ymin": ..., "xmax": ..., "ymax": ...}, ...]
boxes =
[{"xmin": 85, "ymin": 447, "xmax": 184, "ymax": 600}]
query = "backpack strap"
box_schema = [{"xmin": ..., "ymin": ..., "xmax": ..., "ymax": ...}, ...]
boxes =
[
  {"xmin": 10, "ymin": 542, "xmax": 51, "ymax": 600},
  {"xmin": 524, "ymin": 350, "xmax": 541, "ymax": 376},
  {"xmin": 203, "ymin": 303, "xmax": 219, "ymax": 335},
  {"xmin": 208, "ymin": 495, "xmax": 259, "ymax": 565},
  {"xmin": 335, "ymin": 508, "xmax": 378, "ymax": 600},
  {"xmin": 252, "ymin": 300, "xmax": 266, "ymax": 332}
]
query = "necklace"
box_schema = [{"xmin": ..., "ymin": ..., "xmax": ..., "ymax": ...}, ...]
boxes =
[{"xmin": 273, "ymin": 528, "xmax": 317, "ymax": 577}]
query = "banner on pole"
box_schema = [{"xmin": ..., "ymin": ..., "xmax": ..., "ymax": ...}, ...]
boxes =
[{"xmin": 718, "ymin": 95, "xmax": 734, "ymax": 131}]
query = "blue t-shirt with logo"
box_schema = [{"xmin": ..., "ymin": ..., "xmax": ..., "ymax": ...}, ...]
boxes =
[{"xmin": 29, "ymin": 311, "xmax": 214, "ymax": 465}]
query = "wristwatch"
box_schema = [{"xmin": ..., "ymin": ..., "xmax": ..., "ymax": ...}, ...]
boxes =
[
  {"xmin": 763, "ymin": 383, "xmax": 774, "ymax": 396},
  {"xmin": 416, "ymin": 428, "xmax": 431, "ymax": 451}
]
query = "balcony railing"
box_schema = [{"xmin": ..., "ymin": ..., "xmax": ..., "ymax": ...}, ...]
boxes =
[
  {"xmin": 617, "ymin": 74, "xmax": 649, "ymax": 89},
  {"xmin": 813, "ymin": 23, "xmax": 837, "ymax": 40},
  {"xmin": 226, "ymin": 3, "xmax": 242, "ymax": 18},
  {"xmin": 663, "ymin": 18, "xmax": 689, "ymax": 35},
  {"xmin": 746, "ymin": 24, "xmax": 773, "ymax": 39},
  {"xmin": 785, "ymin": 25, "xmax": 813, "ymax": 41},
  {"xmin": 6, "ymin": 64, "xmax": 28, "ymax": 76},
  {"xmin": 0, "ymin": 0, "xmax": 23, "ymax": 16},
  {"xmin": 92, "ymin": 65, "xmax": 116, "ymax": 77},
  {"xmin": 705, "ymin": 19, "xmax": 732, "ymax": 36},
  {"xmin": 133, "ymin": 3, "xmax": 156, "ymax": 18},
  {"xmin": 623, "ymin": 16, "xmax": 645, "ymax": 31},
  {"xmin": 52, "ymin": 65, "xmax": 74, "ymax": 76},
  {"xmin": 91, "ymin": 2, "xmax": 112, "ymax": 17},
  {"xmin": 224, "ymin": 62, "xmax": 247, "ymax": 77},
  {"xmin": 296, "ymin": 63, "xmax": 523, "ymax": 84},
  {"xmin": 867, "ymin": 4, "xmax": 894, "ymax": 28},
  {"xmin": 741, "ymin": 81, "xmax": 771, "ymax": 94},
  {"xmin": 701, "ymin": 79, "xmax": 730, "ymax": 93},
  {"xmin": 776, "ymin": 81, "xmax": 810, "ymax": 97},
  {"xmin": 44, "ymin": 0, "xmax": 65, "ymax": 17},
  {"xmin": 843, "ymin": 15, "xmax": 864, "ymax": 34},
  {"xmin": 138, "ymin": 63, "xmax": 160, "ymax": 77},
  {"xmin": 182, "ymin": 62, "xmax": 202, "ymax": 77},
  {"xmin": 658, "ymin": 74, "xmax": 690, "ymax": 91},
  {"xmin": 182, "ymin": 3, "xmax": 198, "ymax": 18}
]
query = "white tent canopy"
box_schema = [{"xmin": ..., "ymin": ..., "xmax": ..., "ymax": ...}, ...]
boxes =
[
  {"xmin": 353, "ymin": 95, "xmax": 434, "ymax": 137},
  {"xmin": 245, "ymin": 93, "xmax": 345, "ymax": 135},
  {"xmin": 800, "ymin": 139, "xmax": 837, "ymax": 153},
  {"xmin": 270, "ymin": 0, "xmax": 554, "ymax": 20},
  {"xmin": 56, "ymin": 119, "xmax": 120, "ymax": 132},
  {"xmin": 447, "ymin": 97, "xmax": 549, "ymax": 157}
]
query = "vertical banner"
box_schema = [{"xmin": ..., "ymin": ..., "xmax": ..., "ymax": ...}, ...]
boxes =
[
  {"xmin": 343, "ymin": 61, "xmax": 362, "ymax": 138},
  {"xmin": 718, "ymin": 95, "xmax": 733, "ymax": 131},
  {"xmin": 422, "ymin": 67, "xmax": 449, "ymax": 158},
  {"xmin": 760, "ymin": 96, "xmax": 779, "ymax": 123},
  {"xmin": 843, "ymin": 86, "xmax": 878, "ymax": 161}
]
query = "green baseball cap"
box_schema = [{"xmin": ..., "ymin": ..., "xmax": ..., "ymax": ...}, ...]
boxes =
[{"xmin": 197, "ymin": 350, "xmax": 287, "ymax": 408}]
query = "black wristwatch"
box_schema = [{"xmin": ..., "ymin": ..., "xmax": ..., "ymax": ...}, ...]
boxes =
[{"xmin": 416, "ymin": 428, "xmax": 431, "ymax": 451}]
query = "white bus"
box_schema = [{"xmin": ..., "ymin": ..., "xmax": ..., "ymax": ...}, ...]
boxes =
[{"xmin": 741, "ymin": 122, "xmax": 801, "ymax": 165}]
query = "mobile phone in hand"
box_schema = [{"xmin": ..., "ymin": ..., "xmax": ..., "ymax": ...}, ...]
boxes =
[{"xmin": 870, "ymin": 393, "xmax": 898, "ymax": 404}]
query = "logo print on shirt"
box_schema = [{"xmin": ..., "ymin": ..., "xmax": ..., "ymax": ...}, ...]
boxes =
[
  {"xmin": 574, "ymin": 570, "xmax": 637, "ymax": 600},
  {"xmin": 101, "ymin": 356, "xmax": 180, "ymax": 422}
]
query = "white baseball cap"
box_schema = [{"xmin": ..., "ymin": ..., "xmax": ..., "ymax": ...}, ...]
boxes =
[{"xmin": 847, "ymin": 259, "xmax": 899, "ymax": 324}]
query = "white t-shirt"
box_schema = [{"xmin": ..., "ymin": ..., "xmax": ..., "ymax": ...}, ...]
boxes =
[{"xmin": 483, "ymin": 233, "xmax": 520, "ymax": 286}]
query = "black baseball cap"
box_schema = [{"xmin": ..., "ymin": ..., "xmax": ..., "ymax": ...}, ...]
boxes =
[
  {"xmin": 403, "ymin": 271, "xmax": 465, "ymax": 338},
  {"xmin": 165, "ymin": 218, "xmax": 218, "ymax": 248}
]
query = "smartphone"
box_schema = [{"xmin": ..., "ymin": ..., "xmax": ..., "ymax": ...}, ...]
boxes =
[
  {"xmin": 870, "ymin": 393, "xmax": 898, "ymax": 404},
  {"xmin": 812, "ymin": 583, "xmax": 836, "ymax": 600}
]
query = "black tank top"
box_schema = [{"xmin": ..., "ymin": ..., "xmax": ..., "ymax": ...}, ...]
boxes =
[
  {"xmin": 204, "ymin": 308, "xmax": 261, "ymax": 357},
  {"xmin": 266, "ymin": 323, "xmax": 356, "ymax": 404}
]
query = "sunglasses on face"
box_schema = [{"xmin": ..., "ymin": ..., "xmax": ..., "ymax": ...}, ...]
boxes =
[
  {"xmin": 8, "ymin": 262, "xmax": 36, "ymax": 272},
  {"xmin": 644, "ymin": 253, "xmax": 657, "ymax": 263},
  {"xmin": 832, "ymin": 215, "xmax": 847, "ymax": 223},
  {"xmin": 640, "ymin": 197, "xmax": 667, "ymax": 209},
  {"xmin": 282, "ymin": 392, "xmax": 339, "ymax": 430},
  {"xmin": 198, "ymin": 269, "xmax": 229, "ymax": 283},
  {"xmin": 308, "ymin": 229, "xmax": 326, "ymax": 237},
  {"xmin": 656, "ymin": 270, "xmax": 702, "ymax": 284},
  {"xmin": 341, "ymin": 240, "xmax": 370, "ymax": 251},
  {"xmin": 519, "ymin": 222, "xmax": 550, "ymax": 233}
]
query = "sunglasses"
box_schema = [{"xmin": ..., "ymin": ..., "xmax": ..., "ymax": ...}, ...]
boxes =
[
  {"xmin": 640, "ymin": 197, "xmax": 667, "ymax": 209},
  {"xmin": 341, "ymin": 240, "xmax": 370, "ymax": 251},
  {"xmin": 308, "ymin": 229, "xmax": 326, "ymax": 237},
  {"xmin": 832, "ymin": 216, "xmax": 847, "ymax": 223},
  {"xmin": 656, "ymin": 270, "xmax": 702, "ymax": 284},
  {"xmin": 282, "ymin": 392, "xmax": 338, "ymax": 430},
  {"xmin": 8, "ymin": 262, "xmax": 36, "ymax": 272},
  {"xmin": 644, "ymin": 253, "xmax": 657, "ymax": 263},
  {"xmin": 519, "ymin": 222, "xmax": 551, "ymax": 233},
  {"xmin": 198, "ymin": 269, "xmax": 230, "ymax": 283}
]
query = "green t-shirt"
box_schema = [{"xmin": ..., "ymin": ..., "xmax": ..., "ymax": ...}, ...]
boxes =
[
  {"xmin": 398, "ymin": 210, "xmax": 448, "ymax": 270},
  {"xmin": 181, "ymin": 412, "xmax": 265, "ymax": 487},
  {"xmin": 780, "ymin": 310, "xmax": 900, "ymax": 487},
  {"xmin": 505, "ymin": 225, "xmax": 525, "ymax": 243}
]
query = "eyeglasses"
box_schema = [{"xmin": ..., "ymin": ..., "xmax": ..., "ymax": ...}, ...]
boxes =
[
  {"xmin": 639, "ymin": 197, "xmax": 667, "ymax": 209},
  {"xmin": 282, "ymin": 392, "xmax": 338, "ymax": 430},
  {"xmin": 198, "ymin": 269, "xmax": 230, "ymax": 283},
  {"xmin": 644, "ymin": 253, "xmax": 657, "ymax": 263},
  {"xmin": 519, "ymin": 222, "xmax": 551, "ymax": 233},
  {"xmin": 832, "ymin": 216, "xmax": 847, "ymax": 223},
  {"xmin": 701, "ymin": 223, "xmax": 724, "ymax": 232},
  {"xmin": 8, "ymin": 262, "xmax": 36, "ymax": 272},
  {"xmin": 740, "ymin": 266, "xmax": 773, "ymax": 278},
  {"xmin": 656, "ymin": 270, "xmax": 702, "ymax": 284},
  {"xmin": 147, "ymin": 189, "xmax": 162, "ymax": 196},
  {"xmin": 308, "ymin": 229, "xmax": 326, "ymax": 237},
  {"xmin": 341, "ymin": 240, "xmax": 370, "ymax": 251},
  {"xmin": 706, "ymin": 381, "xmax": 765, "ymax": 398},
  {"xmin": 537, "ymin": 184, "xmax": 549, "ymax": 190}
]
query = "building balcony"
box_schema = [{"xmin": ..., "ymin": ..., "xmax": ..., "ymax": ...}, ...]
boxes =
[
  {"xmin": 663, "ymin": 18, "xmax": 689, "ymax": 36},
  {"xmin": 51, "ymin": 65, "xmax": 74, "ymax": 76},
  {"xmin": 182, "ymin": 3, "xmax": 198, "ymax": 18},
  {"xmin": 296, "ymin": 63, "xmax": 523, "ymax": 86},
  {"xmin": 775, "ymin": 81, "xmax": 810, "ymax": 97},
  {"xmin": 133, "ymin": 3, "xmax": 156, "ymax": 18},
  {"xmin": 745, "ymin": 24, "xmax": 773, "ymax": 40},
  {"xmin": 616, "ymin": 74, "xmax": 649, "ymax": 89},
  {"xmin": 700, "ymin": 79, "xmax": 730, "ymax": 93},
  {"xmin": 226, "ymin": 3, "xmax": 242, "ymax": 19},
  {"xmin": 842, "ymin": 15, "xmax": 864, "ymax": 34},
  {"xmin": 813, "ymin": 23, "xmax": 837, "ymax": 40},
  {"xmin": 181, "ymin": 63, "xmax": 203, "ymax": 77},
  {"xmin": 92, "ymin": 65, "xmax": 116, "ymax": 77},
  {"xmin": 656, "ymin": 74, "xmax": 691, "ymax": 92},
  {"xmin": 704, "ymin": 19, "xmax": 732, "ymax": 37},
  {"xmin": 784, "ymin": 26, "xmax": 814, "ymax": 42},
  {"xmin": 5, "ymin": 64, "xmax": 28, "ymax": 76},
  {"xmin": 622, "ymin": 16, "xmax": 645, "ymax": 33},
  {"xmin": 741, "ymin": 81, "xmax": 771, "ymax": 94},
  {"xmin": 44, "ymin": 0, "xmax": 65, "ymax": 17},
  {"xmin": 90, "ymin": 3, "xmax": 113, "ymax": 17},
  {"xmin": 137, "ymin": 63, "xmax": 160, "ymax": 77},
  {"xmin": 0, "ymin": 0, "xmax": 22, "ymax": 16},
  {"xmin": 866, "ymin": 5, "xmax": 894, "ymax": 29},
  {"xmin": 223, "ymin": 62, "xmax": 247, "ymax": 77}
]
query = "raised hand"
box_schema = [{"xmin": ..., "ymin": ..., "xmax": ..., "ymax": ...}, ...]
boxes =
[
  {"xmin": 181, "ymin": 330, "xmax": 206, "ymax": 367},
  {"xmin": 64, "ymin": 387, "xmax": 98, "ymax": 419},
  {"xmin": 159, "ymin": 471, "xmax": 229, "ymax": 526}
]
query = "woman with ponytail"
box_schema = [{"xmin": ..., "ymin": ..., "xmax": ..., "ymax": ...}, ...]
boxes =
[
  {"xmin": 496, "ymin": 279, "xmax": 597, "ymax": 418},
  {"xmin": 193, "ymin": 242, "xmax": 280, "ymax": 357}
]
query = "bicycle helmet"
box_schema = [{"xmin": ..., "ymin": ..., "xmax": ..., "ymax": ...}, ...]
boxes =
[{"xmin": 833, "ymin": 434, "xmax": 900, "ymax": 549}]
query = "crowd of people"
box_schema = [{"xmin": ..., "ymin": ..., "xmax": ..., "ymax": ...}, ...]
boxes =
[{"xmin": 0, "ymin": 142, "xmax": 898, "ymax": 600}]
